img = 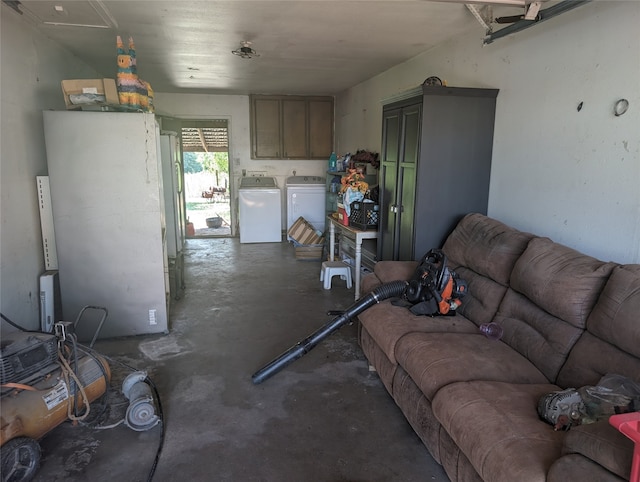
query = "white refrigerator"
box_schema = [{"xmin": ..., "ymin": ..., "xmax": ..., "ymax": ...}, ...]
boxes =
[
  {"xmin": 160, "ymin": 131, "xmax": 186, "ymax": 299},
  {"xmin": 43, "ymin": 111, "xmax": 169, "ymax": 338}
]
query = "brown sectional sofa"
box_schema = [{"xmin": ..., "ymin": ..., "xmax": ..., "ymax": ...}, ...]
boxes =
[{"xmin": 358, "ymin": 213, "xmax": 639, "ymax": 482}]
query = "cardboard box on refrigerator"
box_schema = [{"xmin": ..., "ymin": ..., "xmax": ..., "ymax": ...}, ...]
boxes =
[
  {"xmin": 287, "ymin": 216, "xmax": 324, "ymax": 245},
  {"xmin": 61, "ymin": 79, "xmax": 120, "ymax": 109}
]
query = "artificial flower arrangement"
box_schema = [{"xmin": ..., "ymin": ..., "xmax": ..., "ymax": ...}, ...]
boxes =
[
  {"xmin": 351, "ymin": 149, "xmax": 380, "ymax": 169},
  {"xmin": 340, "ymin": 168, "xmax": 369, "ymax": 194}
]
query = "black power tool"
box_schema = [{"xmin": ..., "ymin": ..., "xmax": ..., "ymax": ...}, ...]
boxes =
[{"xmin": 252, "ymin": 249, "xmax": 467, "ymax": 384}]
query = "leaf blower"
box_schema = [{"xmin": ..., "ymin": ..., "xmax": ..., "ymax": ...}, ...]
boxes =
[
  {"xmin": 402, "ymin": 248, "xmax": 467, "ymax": 316},
  {"xmin": 252, "ymin": 249, "xmax": 467, "ymax": 384}
]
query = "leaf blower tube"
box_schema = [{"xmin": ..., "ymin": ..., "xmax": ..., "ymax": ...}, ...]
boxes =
[{"xmin": 252, "ymin": 280, "xmax": 408, "ymax": 385}]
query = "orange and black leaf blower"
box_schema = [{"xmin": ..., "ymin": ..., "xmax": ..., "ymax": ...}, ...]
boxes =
[
  {"xmin": 403, "ymin": 249, "xmax": 467, "ymax": 316},
  {"xmin": 252, "ymin": 249, "xmax": 466, "ymax": 384}
]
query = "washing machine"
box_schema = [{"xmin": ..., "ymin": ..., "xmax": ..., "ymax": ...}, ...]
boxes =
[
  {"xmin": 239, "ymin": 177, "xmax": 282, "ymax": 243},
  {"xmin": 286, "ymin": 175, "xmax": 326, "ymax": 239}
]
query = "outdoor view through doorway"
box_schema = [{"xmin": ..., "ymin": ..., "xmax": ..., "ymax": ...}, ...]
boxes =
[{"xmin": 180, "ymin": 120, "xmax": 231, "ymax": 237}]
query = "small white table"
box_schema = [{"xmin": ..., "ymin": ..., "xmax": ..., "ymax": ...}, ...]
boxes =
[{"xmin": 327, "ymin": 215, "xmax": 378, "ymax": 300}]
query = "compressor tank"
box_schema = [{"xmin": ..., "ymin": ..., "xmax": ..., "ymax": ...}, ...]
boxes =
[{"xmin": 0, "ymin": 352, "xmax": 111, "ymax": 445}]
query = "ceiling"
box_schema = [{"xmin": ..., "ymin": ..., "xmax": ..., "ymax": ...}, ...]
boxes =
[
  {"xmin": 181, "ymin": 127, "xmax": 229, "ymax": 152},
  {"xmin": 12, "ymin": 0, "xmax": 533, "ymax": 96},
  {"xmin": 181, "ymin": 120, "xmax": 229, "ymax": 152}
]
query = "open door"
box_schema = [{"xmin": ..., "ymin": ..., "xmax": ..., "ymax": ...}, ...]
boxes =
[
  {"xmin": 159, "ymin": 118, "xmax": 232, "ymax": 237},
  {"xmin": 181, "ymin": 120, "xmax": 231, "ymax": 237}
]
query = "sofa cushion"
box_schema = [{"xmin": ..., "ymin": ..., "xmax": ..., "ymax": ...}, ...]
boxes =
[
  {"xmin": 442, "ymin": 213, "xmax": 535, "ymax": 286},
  {"xmin": 547, "ymin": 454, "xmax": 627, "ymax": 482},
  {"xmin": 585, "ymin": 264, "xmax": 640, "ymax": 359},
  {"xmin": 560, "ymin": 421, "xmax": 634, "ymax": 480},
  {"xmin": 510, "ymin": 237, "xmax": 616, "ymax": 329},
  {"xmin": 358, "ymin": 301, "xmax": 478, "ymax": 365},
  {"xmin": 394, "ymin": 332, "xmax": 548, "ymax": 400},
  {"xmin": 557, "ymin": 264, "xmax": 640, "ymax": 388},
  {"xmin": 450, "ymin": 266, "xmax": 509, "ymax": 327},
  {"xmin": 493, "ymin": 289, "xmax": 584, "ymax": 382},
  {"xmin": 432, "ymin": 380, "xmax": 565, "ymax": 482},
  {"xmin": 556, "ymin": 331, "xmax": 640, "ymax": 389}
]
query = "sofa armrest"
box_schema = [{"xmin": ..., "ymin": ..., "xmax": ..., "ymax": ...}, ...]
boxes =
[
  {"xmin": 361, "ymin": 261, "xmax": 418, "ymax": 295},
  {"xmin": 374, "ymin": 261, "xmax": 418, "ymax": 284}
]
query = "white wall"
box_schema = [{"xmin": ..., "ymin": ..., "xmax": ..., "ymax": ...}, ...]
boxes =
[
  {"xmin": 0, "ymin": 7, "xmax": 101, "ymax": 329},
  {"xmin": 336, "ymin": 1, "xmax": 640, "ymax": 264},
  {"xmin": 154, "ymin": 93, "xmax": 331, "ymax": 232}
]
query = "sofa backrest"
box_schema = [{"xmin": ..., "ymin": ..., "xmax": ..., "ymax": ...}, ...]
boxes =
[
  {"xmin": 556, "ymin": 264, "xmax": 640, "ymax": 388},
  {"xmin": 495, "ymin": 237, "xmax": 617, "ymax": 382},
  {"xmin": 442, "ymin": 213, "xmax": 534, "ymax": 325}
]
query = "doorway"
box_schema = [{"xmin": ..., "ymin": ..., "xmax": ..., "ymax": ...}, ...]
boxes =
[{"xmin": 180, "ymin": 120, "xmax": 232, "ymax": 237}]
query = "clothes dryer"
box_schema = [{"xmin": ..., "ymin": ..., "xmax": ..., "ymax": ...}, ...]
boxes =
[
  {"xmin": 285, "ymin": 176, "xmax": 326, "ymax": 239},
  {"xmin": 239, "ymin": 177, "xmax": 282, "ymax": 243}
]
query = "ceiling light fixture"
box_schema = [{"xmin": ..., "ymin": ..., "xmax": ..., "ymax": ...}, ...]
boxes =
[{"xmin": 232, "ymin": 41, "xmax": 260, "ymax": 59}]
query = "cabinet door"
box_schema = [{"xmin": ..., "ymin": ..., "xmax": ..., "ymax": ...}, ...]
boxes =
[
  {"xmin": 282, "ymin": 99, "xmax": 307, "ymax": 158},
  {"xmin": 252, "ymin": 97, "xmax": 281, "ymax": 158},
  {"xmin": 412, "ymin": 87, "xmax": 497, "ymax": 254},
  {"xmin": 380, "ymin": 108, "xmax": 402, "ymax": 261},
  {"xmin": 308, "ymin": 99, "xmax": 333, "ymax": 159},
  {"xmin": 397, "ymin": 103, "xmax": 421, "ymax": 260}
]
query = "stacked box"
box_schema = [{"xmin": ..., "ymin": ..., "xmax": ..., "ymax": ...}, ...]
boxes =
[
  {"xmin": 288, "ymin": 216, "xmax": 324, "ymax": 260},
  {"xmin": 294, "ymin": 244, "xmax": 324, "ymax": 261},
  {"xmin": 288, "ymin": 217, "xmax": 323, "ymax": 245}
]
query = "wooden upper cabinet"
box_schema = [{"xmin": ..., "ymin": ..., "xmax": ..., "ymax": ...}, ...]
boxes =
[
  {"xmin": 250, "ymin": 95, "xmax": 334, "ymax": 160},
  {"xmin": 282, "ymin": 98, "xmax": 307, "ymax": 159},
  {"xmin": 252, "ymin": 97, "xmax": 281, "ymax": 158},
  {"xmin": 308, "ymin": 98, "xmax": 333, "ymax": 160}
]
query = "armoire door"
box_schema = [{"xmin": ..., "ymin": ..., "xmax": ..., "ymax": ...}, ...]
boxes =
[
  {"xmin": 379, "ymin": 99, "xmax": 422, "ymax": 261},
  {"xmin": 380, "ymin": 107, "xmax": 401, "ymax": 261},
  {"xmin": 396, "ymin": 103, "xmax": 421, "ymax": 260}
]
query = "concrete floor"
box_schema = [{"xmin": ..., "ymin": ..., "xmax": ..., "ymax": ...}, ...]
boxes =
[{"xmin": 34, "ymin": 238, "xmax": 449, "ymax": 482}]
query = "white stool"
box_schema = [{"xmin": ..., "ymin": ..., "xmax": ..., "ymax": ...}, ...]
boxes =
[{"xmin": 320, "ymin": 261, "xmax": 353, "ymax": 290}]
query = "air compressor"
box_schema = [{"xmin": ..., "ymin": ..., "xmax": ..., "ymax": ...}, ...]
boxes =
[
  {"xmin": 0, "ymin": 322, "xmax": 160, "ymax": 482},
  {"xmin": 0, "ymin": 327, "xmax": 109, "ymax": 481}
]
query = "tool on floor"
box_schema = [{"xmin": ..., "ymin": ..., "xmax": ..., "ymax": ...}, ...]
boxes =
[
  {"xmin": 251, "ymin": 249, "xmax": 467, "ymax": 384},
  {"xmin": 0, "ymin": 325, "xmax": 111, "ymax": 482},
  {"xmin": 0, "ymin": 313, "xmax": 163, "ymax": 482},
  {"xmin": 122, "ymin": 371, "xmax": 161, "ymax": 431},
  {"xmin": 252, "ymin": 280, "xmax": 408, "ymax": 384}
]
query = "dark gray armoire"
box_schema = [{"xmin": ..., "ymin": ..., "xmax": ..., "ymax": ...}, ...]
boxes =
[{"xmin": 379, "ymin": 85, "xmax": 499, "ymax": 261}]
